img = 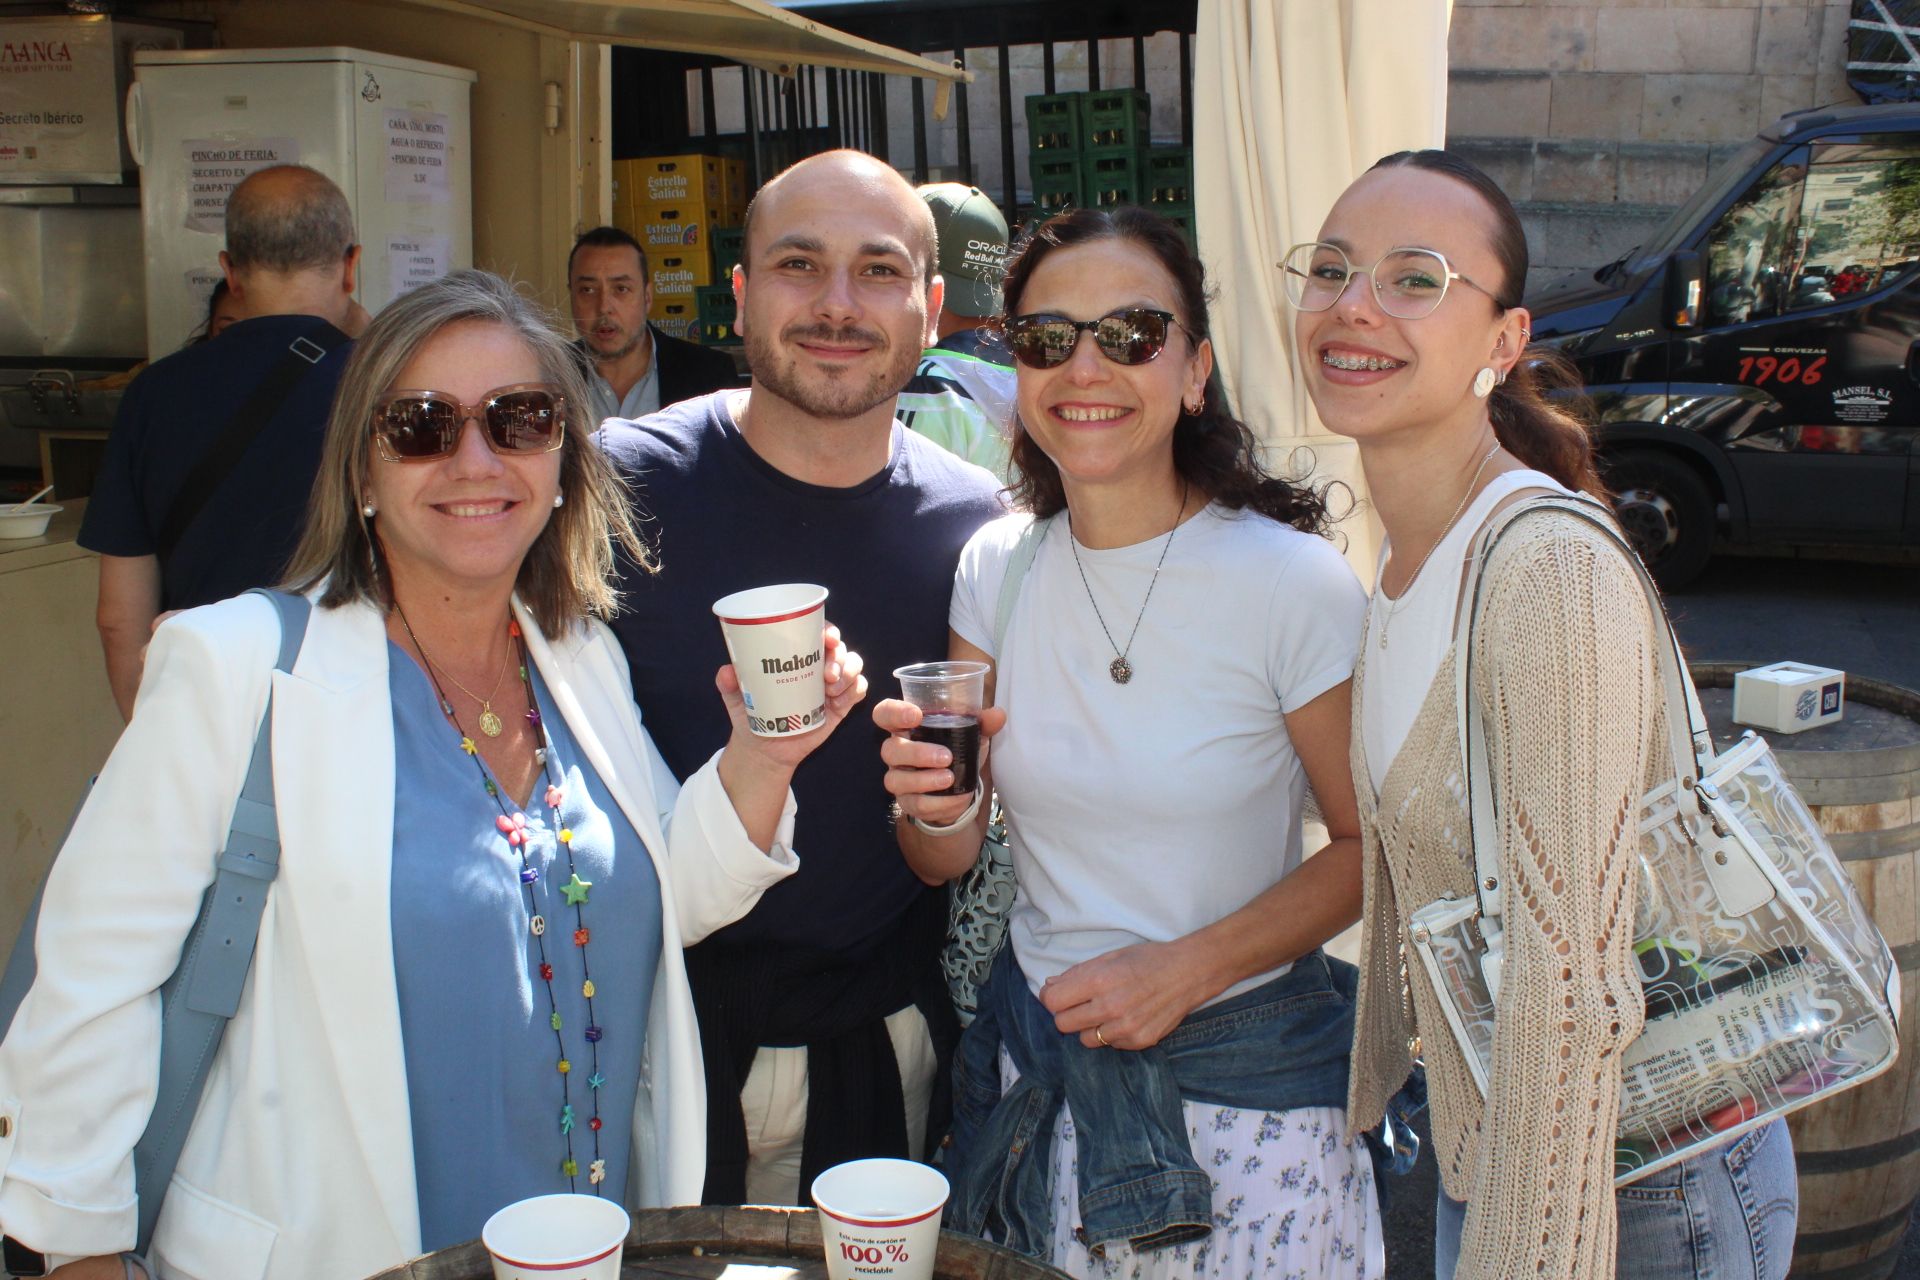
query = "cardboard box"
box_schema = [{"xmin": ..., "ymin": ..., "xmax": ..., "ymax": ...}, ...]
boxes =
[
  {"xmin": 0, "ymin": 15, "xmax": 186, "ymax": 182},
  {"xmin": 1733, "ymin": 662, "xmax": 1846, "ymax": 734}
]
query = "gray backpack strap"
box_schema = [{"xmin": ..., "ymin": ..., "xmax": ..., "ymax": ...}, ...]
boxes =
[
  {"xmin": 131, "ymin": 587, "xmax": 308, "ymax": 1253},
  {"xmin": 991, "ymin": 516, "xmax": 1049, "ymax": 655}
]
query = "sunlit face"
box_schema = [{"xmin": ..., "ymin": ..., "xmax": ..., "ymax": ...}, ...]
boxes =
[
  {"xmin": 1010, "ymin": 238, "xmax": 1211, "ymax": 492},
  {"xmin": 570, "ymin": 243, "xmax": 652, "ymax": 362},
  {"xmin": 366, "ymin": 320, "xmax": 563, "ymax": 598},
  {"xmin": 1293, "ymin": 167, "xmax": 1525, "ymax": 447},
  {"xmin": 734, "ymin": 158, "xmax": 941, "ymax": 420}
]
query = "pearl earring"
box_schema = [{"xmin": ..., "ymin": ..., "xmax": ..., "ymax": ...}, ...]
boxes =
[
  {"xmin": 553, "ymin": 493, "xmax": 565, "ymax": 509},
  {"xmin": 361, "ymin": 501, "xmax": 377, "ymax": 518},
  {"xmin": 1472, "ymin": 366, "xmax": 1498, "ymax": 398}
]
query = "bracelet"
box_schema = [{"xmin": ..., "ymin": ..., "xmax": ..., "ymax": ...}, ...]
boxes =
[{"xmin": 909, "ymin": 788, "xmax": 983, "ymax": 837}]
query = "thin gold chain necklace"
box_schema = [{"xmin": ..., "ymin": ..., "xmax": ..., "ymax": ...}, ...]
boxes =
[
  {"xmin": 1376, "ymin": 441, "xmax": 1502, "ymax": 651},
  {"xmin": 403, "ymin": 614, "xmax": 517, "ymax": 736}
]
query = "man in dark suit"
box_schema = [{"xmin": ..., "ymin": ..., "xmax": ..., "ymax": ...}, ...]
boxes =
[{"xmin": 568, "ymin": 225, "xmax": 737, "ymax": 425}]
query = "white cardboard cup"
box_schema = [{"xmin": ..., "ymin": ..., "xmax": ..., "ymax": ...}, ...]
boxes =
[
  {"xmin": 713, "ymin": 583, "xmax": 831, "ymax": 737},
  {"xmin": 811, "ymin": 1158, "xmax": 949, "ymax": 1280},
  {"xmin": 481, "ymin": 1193, "xmax": 629, "ymax": 1280}
]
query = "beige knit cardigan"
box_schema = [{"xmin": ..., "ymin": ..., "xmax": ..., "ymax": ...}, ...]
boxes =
[{"xmin": 1346, "ymin": 507, "xmax": 1668, "ymax": 1280}]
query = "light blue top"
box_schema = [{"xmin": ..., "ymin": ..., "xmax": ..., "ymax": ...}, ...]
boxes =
[
  {"xmin": 584, "ymin": 332, "xmax": 661, "ymax": 426},
  {"xmin": 389, "ymin": 642, "xmax": 662, "ymax": 1250}
]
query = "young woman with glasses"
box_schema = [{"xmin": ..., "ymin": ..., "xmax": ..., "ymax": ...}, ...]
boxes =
[
  {"xmin": 875, "ymin": 207, "xmax": 1388, "ymax": 1279},
  {"xmin": 0, "ymin": 271, "xmax": 868, "ymax": 1278},
  {"xmin": 1292, "ymin": 151, "xmax": 1797, "ymax": 1279}
]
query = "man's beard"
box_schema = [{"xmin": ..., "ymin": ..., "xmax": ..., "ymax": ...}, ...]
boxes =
[
  {"xmin": 586, "ymin": 320, "xmax": 644, "ymax": 362},
  {"xmin": 745, "ymin": 320, "xmax": 919, "ymax": 420}
]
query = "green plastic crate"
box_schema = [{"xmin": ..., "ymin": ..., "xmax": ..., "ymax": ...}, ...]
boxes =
[
  {"xmin": 695, "ymin": 285, "xmax": 739, "ymax": 346},
  {"xmin": 1153, "ymin": 201, "xmax": 1196, "ymax": 247},
  {"xmin": 710, "ymin": 225, "xmax": 746, "ymax": 278},
  {"xmin": 1147, "ymin": 147, "xmax": 1192, "ymax": 204},
  {"xmin": 1024, "ymin": 91, "xmax": 1082, "ymax": 153},
  {"xmin": 1084, "ymin": 146, "xmax": 1146, "ymax": 208},
  {"xmin": 1029, "ymin": 153, "xmax": 1084, "ymax": 212},
  {"xmin": 1082, "ymin": 88, "xmax": 1151, "ymax": 151}
]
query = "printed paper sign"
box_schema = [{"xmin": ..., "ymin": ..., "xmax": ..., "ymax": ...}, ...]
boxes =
[
  {"xmin": 183, "ymin": 138, "xmax": 300, "ymax": 233},
  {"xmin": 385, "ymin": 108, "xmax": 450, "ymax": 203},
  {"xmin": 388, "ymin": 234, "xmax": 450, "ymax": 296}
]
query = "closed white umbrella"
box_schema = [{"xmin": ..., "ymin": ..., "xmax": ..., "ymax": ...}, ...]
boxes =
[{"xmin": 1192, "ymin": 0, "xmax": 1452, "ymax": 573}]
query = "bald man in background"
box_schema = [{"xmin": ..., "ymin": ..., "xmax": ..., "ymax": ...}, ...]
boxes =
[
  {"xmin": 81, "ymin": 164, "xmax": 365, "ymax": 718},
  {"xmin": 596, "ymin": 150, "xmax": 1002, "ymax": 1203}
]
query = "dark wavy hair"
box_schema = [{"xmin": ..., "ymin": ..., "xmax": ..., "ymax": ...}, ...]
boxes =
[
  {"xmin": 1368, "ymin": 150, "xmax": 1607, "ymax": 498},
  {"xmin": 997, "ymin": 206, "xmax": 1336, "ymax": 536}
]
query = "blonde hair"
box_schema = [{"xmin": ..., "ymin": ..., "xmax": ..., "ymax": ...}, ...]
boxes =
[{"xmin": 282, "ymin": 270, "xmax": 652, "ymax": 637}]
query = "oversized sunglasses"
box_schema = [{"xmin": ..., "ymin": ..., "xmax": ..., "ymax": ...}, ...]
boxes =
[
  {"xmin": 371, "ymin": 383, "xmax": 568, "ymax": 462},
  {"xmin": 1278, "ymin": 243, "xmax": 1501, "ymax": 320},
  {"xmin": 1001, "ymin": 307, "xmax": 1189, "ymax": 369}
]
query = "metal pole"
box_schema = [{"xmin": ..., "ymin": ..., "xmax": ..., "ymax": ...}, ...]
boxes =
[
  {"xmin": 997, "ymin": 35, "xmax": 1016, "ymax": 222},
  {"xmin": 1179, "ymin": 31, "xmax": 1193, "ymax": 148},
  {"xmin": 1087, "ymin": 36, "xmax": 1099, "ymax": 92},
  {"xmin": 911, "ymin": 68, "xmax": 928, "ymax": 183},
  {"xmin": 953, "ymin": 36, "xmax": 972, "ymax": 186}
]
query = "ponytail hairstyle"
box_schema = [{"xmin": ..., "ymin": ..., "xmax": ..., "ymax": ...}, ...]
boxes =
[
  {"xmin": 999, "ymin": 206, "xmax": 1337, "ymax": 536},
  {"xmin": 1368, "ymin": 149, "xmax": 1609, "ymax": 498}
]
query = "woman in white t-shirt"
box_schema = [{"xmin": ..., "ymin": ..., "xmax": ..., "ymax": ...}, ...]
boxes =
[
  {"xmin": 1291, "ymin": 151, "xmax": 1795, "ymax": 1280},
  {"xmin": 874, "ymin": 208, "xmax": 1386, "ymax": 1280}
]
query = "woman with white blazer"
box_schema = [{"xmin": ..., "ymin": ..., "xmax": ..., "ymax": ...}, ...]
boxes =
[{"xmin": 0, "ymin": 271, "xmax": 867, "ymax": 1280}]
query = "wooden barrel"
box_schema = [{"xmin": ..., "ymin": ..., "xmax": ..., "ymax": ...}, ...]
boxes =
[
  {"xmin": 1692, "ymin": 665, "xmax": 1920, "ymax": 1280},
  {"xmin": 365, "ymin": 1205, "xmax": 1071, "ymax": 1280}
]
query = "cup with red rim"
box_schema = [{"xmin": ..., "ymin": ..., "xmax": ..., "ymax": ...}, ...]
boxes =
[
  {"xmin": 481, "ymin": 1193, "xmax": 629, "ymax": 1280},
  {"xmin": 811, "ymin": 1158, "xmax": 949, "ymax": 1280}
]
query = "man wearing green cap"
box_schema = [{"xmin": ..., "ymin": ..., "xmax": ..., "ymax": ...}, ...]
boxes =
[{"xmin": 896, "ymin": 183, "xmax": 1017, "ymax": 482}]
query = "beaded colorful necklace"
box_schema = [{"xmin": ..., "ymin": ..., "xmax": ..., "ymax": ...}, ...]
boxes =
[{"xmin": 392, "ymin": 602, "xmax": 609, "ymax": 1194}]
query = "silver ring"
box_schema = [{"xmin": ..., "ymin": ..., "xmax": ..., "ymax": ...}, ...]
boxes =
[{"xmin": 1094, "ymin": 1024, "xmax": 1111, "ymax": 1047}]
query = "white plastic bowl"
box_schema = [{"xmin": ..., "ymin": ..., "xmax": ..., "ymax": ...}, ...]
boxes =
[{"xmin": 0, "ymin": 503, "xmax": 61, "ymax": 539}]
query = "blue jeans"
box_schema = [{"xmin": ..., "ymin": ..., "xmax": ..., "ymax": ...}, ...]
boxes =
[{"xmin": 1434, "ymin": 1118, "xmax": 1797, "ymax": 1279}]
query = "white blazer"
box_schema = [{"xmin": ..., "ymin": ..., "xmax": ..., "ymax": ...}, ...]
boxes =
[{"xmin": 0, "ymin": 591, "xmax": 797, "ymax": 1279}]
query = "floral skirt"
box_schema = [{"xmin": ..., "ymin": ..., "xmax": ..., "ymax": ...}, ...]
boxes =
[{"xmin": 1000, "ymin": 1052, "xmax": 1384, "ymax": 1280}]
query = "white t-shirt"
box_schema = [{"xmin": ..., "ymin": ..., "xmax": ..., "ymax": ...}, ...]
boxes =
[
  {"xmin": 951, "ymin": 504, "xmax": 1368, "ymax": 1002},
  {"xmin": 1359, "ymin": 469, "xmax": 1576, "ymax": 794}
]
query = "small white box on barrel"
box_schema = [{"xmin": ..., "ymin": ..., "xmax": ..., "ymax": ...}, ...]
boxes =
[{"xmin": 1732, "ymin": 661, "xmax": 1846, "ymax": 734}]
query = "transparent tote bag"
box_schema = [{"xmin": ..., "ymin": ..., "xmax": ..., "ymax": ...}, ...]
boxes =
[{"xmin": 1407, "ymin": 496, "xmax": 1899, "ymax": 1185}]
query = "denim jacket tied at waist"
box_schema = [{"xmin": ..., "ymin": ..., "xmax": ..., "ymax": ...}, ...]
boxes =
[{"xmin": 944, "ymin": 946, "xmax": 1360, "ymax": 1257}]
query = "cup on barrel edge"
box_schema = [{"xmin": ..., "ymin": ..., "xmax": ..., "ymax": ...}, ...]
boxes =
[
  {"xmin": 712, "ymin": 583, "xmax": 831, "ymax": 738},
  {"xmin": 811, "ymin": 1158, "xmax": 949, "ymax": 1280},
  {"xmin": 893, "ymin": 661, "xmax": 989, "ymax": 797},
  {"xmin": 480, "ymin": 1193, "xmax": 630, "ymax": 1280}
]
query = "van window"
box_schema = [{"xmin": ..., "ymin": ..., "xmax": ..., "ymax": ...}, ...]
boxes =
[{"xmin": 1703, "ymin": 135, "xmax": 1920, "ymax": 327}]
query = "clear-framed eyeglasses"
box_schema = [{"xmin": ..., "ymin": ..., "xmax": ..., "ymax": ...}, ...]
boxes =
[{"xmin": 1278, "ymin": 242, "xmax": 1502, "ymax": 320}]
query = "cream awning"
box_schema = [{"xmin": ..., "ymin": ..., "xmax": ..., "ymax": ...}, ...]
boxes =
[
  {"xmin": 399, "ymin": 0, "xmax": 969, "ymax": 81},
  {"xmin": 1193, "ymin": 0, "xmax": 1454, "ymax": 576}
]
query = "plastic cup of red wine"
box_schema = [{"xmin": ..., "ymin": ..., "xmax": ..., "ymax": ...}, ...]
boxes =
[{"xmin": 893, "ymin": 660, "xmax": 989, "ymax": 796}]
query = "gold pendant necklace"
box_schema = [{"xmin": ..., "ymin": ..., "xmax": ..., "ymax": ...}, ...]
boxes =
[{"xmin": 397, "ymin": 609, "xmax": 516, "ymax": 736}]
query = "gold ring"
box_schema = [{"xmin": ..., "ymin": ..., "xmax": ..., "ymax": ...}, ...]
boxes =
[{"xmin": 1095, "ymin": 1025, "xmax": 1111, "ymax": 1047}]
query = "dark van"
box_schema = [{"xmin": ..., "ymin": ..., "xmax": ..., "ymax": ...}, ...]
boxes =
[{"xmin": 1527, "ymin": 102, "xmax": 1920, "ymax": 586}]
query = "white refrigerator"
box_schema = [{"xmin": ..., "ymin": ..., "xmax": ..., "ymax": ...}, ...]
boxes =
[{"xmin": 128, "ymin": 46, "xmax": 476, "ymax": 357}]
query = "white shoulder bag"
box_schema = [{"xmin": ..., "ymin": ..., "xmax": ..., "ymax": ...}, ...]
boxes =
[{"xmin": 1407, "ymin": 495, "xmax": 1899, "ymax": 1184}]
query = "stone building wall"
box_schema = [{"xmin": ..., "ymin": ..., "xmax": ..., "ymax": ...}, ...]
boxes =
[{"xmin": 1446, "ymin": 0, "xmax": 1865, "ymax": 294}]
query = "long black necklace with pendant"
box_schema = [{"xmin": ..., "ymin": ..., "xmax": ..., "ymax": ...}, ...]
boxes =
[{"xmin": 1066, "ymin": 482, "xmax": 1188, "ymax": 685}]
